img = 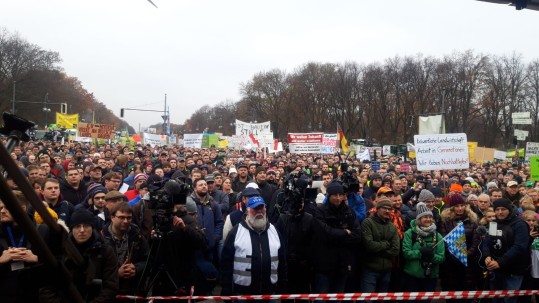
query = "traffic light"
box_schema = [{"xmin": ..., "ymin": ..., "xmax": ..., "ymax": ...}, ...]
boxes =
[
  {"xmin": 120, "ymin": 108, "xmax": 124, "ymax": 118},
  {"xmin": 61, "ymin": 103, "xmax": 67, "ymax": 114}
]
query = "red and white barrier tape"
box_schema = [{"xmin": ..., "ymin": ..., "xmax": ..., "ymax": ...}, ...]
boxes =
[{"xmin": 117, "ymin": 289, "xmax": 539, "ymax": 302}]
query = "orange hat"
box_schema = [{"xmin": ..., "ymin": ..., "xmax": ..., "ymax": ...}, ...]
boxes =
[
  {"xmin": 450, "ymin": 183, "xmax": 463, "ymax": 193},
  {"xmin": 377, "ymin": 186, "xmax": 395, "ymax": 195}
]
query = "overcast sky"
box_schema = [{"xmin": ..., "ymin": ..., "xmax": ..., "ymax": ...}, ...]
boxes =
[{"xmin": 2, "ymin": 0, "xmax": 538, "ymax": 131}]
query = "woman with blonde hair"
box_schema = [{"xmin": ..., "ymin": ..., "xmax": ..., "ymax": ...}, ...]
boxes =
[{"xmin": 438, "ymin": 194, "xmax": 481, "ymax": 301}]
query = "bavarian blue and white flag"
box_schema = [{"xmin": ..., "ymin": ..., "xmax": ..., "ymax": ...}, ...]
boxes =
[{"xmin": 443, "ymin": 222, "xmax": 468, "ymax": 267}]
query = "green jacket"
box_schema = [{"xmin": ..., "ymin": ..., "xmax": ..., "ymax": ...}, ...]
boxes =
[
  {"xmin": 361, "ymin": 213, "xmax": 400, "ymax": 272},
  {"xmin": 402, "ymin": 220, "xmax": 445, "ymax": 279}
]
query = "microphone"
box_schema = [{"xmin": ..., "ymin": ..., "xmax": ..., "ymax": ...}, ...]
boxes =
[{"xmin": 476, "ymin": 225, "xmax": 488, "ymax": 236}]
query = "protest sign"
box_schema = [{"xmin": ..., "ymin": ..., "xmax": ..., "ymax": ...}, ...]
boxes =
[
  {"xmin": 473, "ymin": 147, "xmax": 495, "ymax": 163},
  {"xmin": 493, "ymin": 150, "xmax": 507, "ymax": 160},
  {"xmin": 526, "ymin": 142, "xmax": 539, "ymax": 161},
  {"xmin": 371, "ymin": 161, "xmax": 381, "ymax": 171},
  {"xmin": 414, "ymin": 133, "xmax": 469, "ymax": 171},
  {"xmin": 77, "ymin": 123, "xmax": 115, "ymax": 139},
  {"xmin": 288, "ymin": 133, "xmax": 323, "ymax": 154},
  {"xmin": 183, "ymin": 133, "xmax": 203, "ymax": 148},
  {"xmin": 530, "ymin": 156, "xmax": 539, "ymax": 181},
  {"xmin": 235, "ymin": 119, "xmax": 271, "ymax": 136},
  {"xmin": 202, "ymin": 133, "xmax": 219, "ymax": 148},
  {"xmin": 143, "ymin": 133, "xmax": 167, "ymax": 147},
  {"xmin": 321, "ymin": 134, "xmax": 338, "ymax": 154},
  {"xmin": 56, "ymin": 113, "xmax": 79, "ymax": 129}
]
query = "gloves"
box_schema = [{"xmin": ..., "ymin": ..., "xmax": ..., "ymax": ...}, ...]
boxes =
[{"xmin": 420, "ymin": 246, "xmax": 434, "ymax": 261}]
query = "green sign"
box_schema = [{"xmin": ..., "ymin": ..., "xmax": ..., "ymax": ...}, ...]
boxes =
[
  {"xmin": 202, "ymin": 133, "xmax": 219, "ymax": 148},
  {"xmin": 530, "ymin": 156, "xmax": 539, "ymax": 181}
]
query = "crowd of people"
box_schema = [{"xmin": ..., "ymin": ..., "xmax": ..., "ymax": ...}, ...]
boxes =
[{"xmin": 1, "ymin": 138, "xmax": 538, "ymax": 303}]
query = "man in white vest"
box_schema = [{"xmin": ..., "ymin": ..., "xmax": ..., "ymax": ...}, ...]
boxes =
[{"xmin": 220, "ymin": 196, "xmax": 287, "ymax": 301}]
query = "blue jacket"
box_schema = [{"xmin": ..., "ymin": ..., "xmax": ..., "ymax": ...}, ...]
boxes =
[{"xmin": 187, "ymin": 194, "xmax": 224, "ymax": 251}]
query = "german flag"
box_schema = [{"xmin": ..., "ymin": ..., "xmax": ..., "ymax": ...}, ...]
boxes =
[{"xmin": 337, "ymin": 128, "xmax": 350, "ymax": 153}]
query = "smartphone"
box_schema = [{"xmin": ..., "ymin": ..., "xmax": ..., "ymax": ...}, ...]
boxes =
[
  {"xmin": 534, "ymin": 225, "xmax": 539, "ymax": 233},
  {"xmin": 489, "ymin": 222, "xmax": 498, "ymax": 236}
]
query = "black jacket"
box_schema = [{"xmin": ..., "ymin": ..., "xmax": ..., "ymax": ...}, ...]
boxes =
[
  {"xmin": 481, "ymin": 207, "xmax": 530, "ymax": 275},
  {"xmin": 311, "ymin": 201, "xmax": 361, "ymax": 275},
  {"xmin": 60, "ymin": 180, "xmax": 88, "ymax": 206},
  {"xmin": 40, "ymin": 231, "xmax": 119, "ymax": 303},
  {"xmin": 101, "ymin": 223, "xmax": 149, "ymax": 295}
]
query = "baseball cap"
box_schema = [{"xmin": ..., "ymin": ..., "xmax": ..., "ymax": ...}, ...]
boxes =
[
  {"xmin": 377, "ymin": 187, "xmax": 395, "ymax": 195},
  {"xmin": 247, "ymin": 196, "xmax": 265, "ymax": 208},
  {"xmin": 507, "ymin": 180, "xmax": 518, "ymax": 187}
]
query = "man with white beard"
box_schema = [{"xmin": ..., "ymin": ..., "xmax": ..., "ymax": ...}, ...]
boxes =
[{"xmin": 220, "ymin": 196, "xmax": 287, "ymax": 301}]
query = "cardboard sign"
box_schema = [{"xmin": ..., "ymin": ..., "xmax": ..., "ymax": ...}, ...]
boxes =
[{"xmin": 77, "ymin": 123, "xmax": 115, "ymax": 139}]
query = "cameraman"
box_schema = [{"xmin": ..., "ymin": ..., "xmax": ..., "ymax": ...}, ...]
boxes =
[
  {"xmin": 275, "ymin": 187, "xmax": 315, "ymax": 300},
  {"xmin": 150, "ymin": 200, "xmax": 208, "ymax": 296}
]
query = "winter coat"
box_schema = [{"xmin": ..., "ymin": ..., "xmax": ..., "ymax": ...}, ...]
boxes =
[
  {"xmin": 186, "ymin": 194, "xmax": 224, "ymax": 251},
  {"xmin": 361, "ymin": 213, "xmax": 400, "ymax": 272},
  {"xmin": 221, "ymin": 220, "xmax": 287, "ymax": 295},
  {"xmin": 40, "ymin": 231, "xmax": 119, "ymax": 303},
  {"xmin": 311, "ymin": 201, "xmax": 361, "ymax": 276},
  {"xmin": 437, "ymin": 208, "xmax": 481, "ymax": 290},
  {"xmin": 256, "ymin": 181, "xmax": 277, "ymax": 207},
  {"xmin": 402, "ymin": 221, "xmax": 445, "ymax": 279},
  {"xmin": 481, "ymin": 206, "xmax": 530, "ymax": 275},
  {"xmin": 0, "ymin": 222, "xmax": 49, "ymax": 303},
  {"xmin": 101, "ymin": 223, "xmax": 149, "ymax": 295},
  {"xmin": 60, "ymin": 180, "xmax": 88, "ymax": 206},
  {"xmin": 210, "ymin": 188, "xmax": 230, "ymax": 215}
]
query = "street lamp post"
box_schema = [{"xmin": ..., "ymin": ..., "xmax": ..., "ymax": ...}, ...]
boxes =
[
  {"xmin": 43, "ymin": 93, "xmax": 51, "ymax": 129},
  {"xmin": 11, "ymin": 81, "xmax": 16, "ymax": 114}
]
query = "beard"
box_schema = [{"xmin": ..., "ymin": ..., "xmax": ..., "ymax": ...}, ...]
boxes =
[{"xmin": 247, "ymin": 214, "xmax": 267, "ymax": 232}]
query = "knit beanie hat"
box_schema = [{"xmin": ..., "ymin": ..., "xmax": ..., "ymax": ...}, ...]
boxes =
[
  {"xmin": 416, "ymin": 202, "xmax": 433, "ymax": 220},
  {"xmin": 450, "ymin": 183, "xmax": 463, "ymax": 193},
  {"xmin": 493, "ymin": 198, "xmax": 513, "ymax": 211},
  {"xmin": 70, "ymin": 209, "xmax": 95, "ymax": 228},
  {"xmin": 429, "ymin": 187, "xmax": 443, "ymax": 198},
  {"xmin": 448, "ymin": 194, "xmax": 466, "ymax": 207},
  {"xmin": 418, "ymin": 189, "xmax": 435, "ymax": 203},
  {"xmin": 87, "ymin": 183, "xmax": 107, "ymax": 199},
  {"xmin": 326, "ymin": 180, "xmax": 344, "ymax": 196},
  {"xmin": 486, "ymin": 182, "xmax": 498, "ymax": 190},
  {"xmin": 376, "ymin": 199, "xmax": 393, "ymax": 209},
  {"xmin": 134, "ymin": 173, "xmax": 148, "ymax": 183},
  {"xmin": 255, "ymin": 166, "xmax": 266, "ymax": 176}
]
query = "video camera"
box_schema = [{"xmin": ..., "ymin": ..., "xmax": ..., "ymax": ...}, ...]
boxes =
[
  {"xmin": 283, "ymin": 172, "xmax": 319, "ymax": 215},
  {"xmin": 338, "ymin": 162, "xmax": 360, "ymax": 193},
  {"xmin": 147, "ymin": 176, "xmax": 191, "ymax": 235}
]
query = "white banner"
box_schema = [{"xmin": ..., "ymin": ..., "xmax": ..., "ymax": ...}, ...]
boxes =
[
  {"xmin": 143, "ymin": 133, "xmax": 168, "ymax": 147},
  {"xmin": 494, "ymin": 150, "xmax": 507, "ymax": 160},
  {"xmin": 414, "ymin": 133, "xmax": 469, "ymax": 171},
  {"xmin": 321, "ymin": 134, "xmax": 338, "ymax": 154},
  {"xmin": 418, "ymin": 115, "xmax": 443, "ymax": 135},
  {"xmin": 235, "ymin": 119, "xmax": 271, "ymax": 136},
  {"xmin": 526, "ymin": 142, "xmax": 539, "ymax": 160},
  {"xmin": 183, "ymin": 133, "xmax": 203, "ymax": 148},
  {"xmin": 229, "ymin": 135, "xmax": 255, "ymax": 150},
  {"xmin": 288, "ymin": 133, "xmax": 323, "ymax": 154}
]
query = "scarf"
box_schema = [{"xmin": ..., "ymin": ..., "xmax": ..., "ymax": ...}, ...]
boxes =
[{"xmin": 415, "ymin": 222, "xmax": 437, "ymax": 238}]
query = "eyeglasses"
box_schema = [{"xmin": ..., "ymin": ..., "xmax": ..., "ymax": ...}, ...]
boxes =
[{"xmin": 114, "ymin": 215, "xmax": 133, "ymax": 221}]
